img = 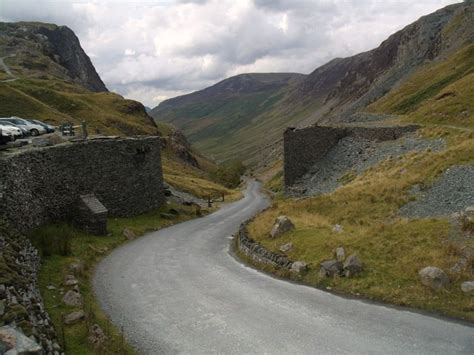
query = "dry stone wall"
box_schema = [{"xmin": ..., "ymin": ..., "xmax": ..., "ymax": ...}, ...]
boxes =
[
  {"xmin": 236, "ymin": 223, "xmax": 293, "ymax": 270},
  {"xmin": 283, "ymin": 124, "xmax": 419, "ymax": 189},
  {"xmin": 0, "ymin": 136, "xmax": 164, "ymax": 234}
]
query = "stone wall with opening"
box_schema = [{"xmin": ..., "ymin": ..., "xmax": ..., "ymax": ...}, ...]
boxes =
[{"xmin": 0, "ymin": 136, "xmax": 164, "ymax": 234}]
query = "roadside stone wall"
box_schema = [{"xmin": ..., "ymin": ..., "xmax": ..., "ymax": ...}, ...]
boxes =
[
  {"xmin": 236, "ymin": 223, "xmax": 293, "ymax": 270},
  {"xmin": 0, "ymin": 136, "xmax": 164, "ymax": 234},
  {"xmin": 0, "ymin": 220, "xmax": 60, "ymax": 353},
  {"xmin": 283, "ymin": 124, "xmax": 419, "ymax": 188}
]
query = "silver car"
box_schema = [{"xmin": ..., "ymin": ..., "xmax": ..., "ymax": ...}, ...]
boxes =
[
  {"xmin": 0, "ymin": 121, "xmax": 22, "ymax": 140},
  {"xmin": 0, "ymin": 116, "xmax": 47, "ymax": 136}
]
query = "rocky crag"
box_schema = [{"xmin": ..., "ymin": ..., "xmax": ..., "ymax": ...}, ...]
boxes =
[{"xmin": 0, "ymin": 22, "xmax": 107, "ymax": 92}]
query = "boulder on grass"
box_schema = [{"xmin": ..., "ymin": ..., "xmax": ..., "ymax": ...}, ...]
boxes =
[
  {"xmin": 419, "ymin": 266, "xmax": 449, "ymax": 290},
  {"xmin": 62, "ymin": 290, "xmax": 83, "ymax": 307},
  {"xmin": 123, "ymin": 228, "xmax": 136, "ymax": 240},
  {"xmin": 270, "ymin": 216, "xmax": 295, "ymax": 238},
  {"xmin": 279, "ymin": 242, "xmax": 293, "ymax": 254},
  {"xmin": 291, "ymin": 261, "xmax": 307, "ymax": 274},
  {"xmin": 88, "ymin": 324, "xmax": 106, "ymax": 349},
  {"xmin": 64, "ymin": 310, "xmax": 85, "ymax": 325},
  {"xmin": 343, "ymin": 254, "xmax": 363, "ymax": 277},
  {"xmin": 461, "ymin": 281, "xmax": 474, "ymax": 293},
  {"xmin": 319, "ymin": 260, "xmax": 343, "ymax": 277}
]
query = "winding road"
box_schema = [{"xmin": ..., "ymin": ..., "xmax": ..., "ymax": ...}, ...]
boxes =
[{"xmin": 94, "ymin": 181, "xmax": 474, "ymax": 354}]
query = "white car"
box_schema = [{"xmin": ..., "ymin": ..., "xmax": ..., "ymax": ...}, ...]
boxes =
[
  {"xmin": 0, "ymin": 116, "xmax": 47, "ymax": 136},
  {"xmin": 0, "ymin": 122, "xmax": 22, "ymax": 140}
]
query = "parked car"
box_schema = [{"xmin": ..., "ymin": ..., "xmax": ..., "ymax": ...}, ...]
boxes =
[
  {"xmin": 0, "ymin": 117, "xmax": 46, "ymax": 136},
  {"xmin": 27, "ymin": 119, "xmax": 56, "ymax": 133},
  {"xmin": 0, "ymin": 121, "xmax": 22, "ymax": 140}
]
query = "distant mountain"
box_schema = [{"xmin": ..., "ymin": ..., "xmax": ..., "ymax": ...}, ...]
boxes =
[
  {"xmin": 152, "ymin": 2, "xmax": 474, "ymax": 164},
  {"xmin": 151, "ymin": 73, "xmax": 304, "ymax": 159}
]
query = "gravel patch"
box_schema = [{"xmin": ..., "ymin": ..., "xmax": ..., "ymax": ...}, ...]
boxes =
[
  {"xmin": 399, "ymin": 165, "xmax": 474, "ymax": 218},
  {"xmin": 290, "ymin": 134, "xmax": 445, "ymax": 196}
]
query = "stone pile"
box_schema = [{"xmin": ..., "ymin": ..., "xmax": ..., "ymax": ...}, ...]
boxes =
[{"xmin": 319, "ymin": 247, "xmax": 363, "ymax": 278}]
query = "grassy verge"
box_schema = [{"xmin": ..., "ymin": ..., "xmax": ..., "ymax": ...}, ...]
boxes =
[
  {"xmin": 30, "ymin": 203, "xmax": 204, "ymax": 354},
  {"xmin": 247, "ymin": 127, "xmax": 474, "ymax": 321}
]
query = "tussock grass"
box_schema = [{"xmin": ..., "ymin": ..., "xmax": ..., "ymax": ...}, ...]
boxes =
[{"xmin": 249, "ymin": 128, "xmax": 474, "ymax": 320}]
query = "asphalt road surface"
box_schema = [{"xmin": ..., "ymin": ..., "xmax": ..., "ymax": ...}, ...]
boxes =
[{"xmin": 94, "ymin": 181, "xmax": 474, "ymax": 354}]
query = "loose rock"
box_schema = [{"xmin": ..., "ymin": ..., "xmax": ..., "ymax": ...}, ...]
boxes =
[
  {"xmin": 291, "ymin": 261, "xmax": 307, "ymax": 274},
  {"xmin": 270, "ymin": 216, "xmax": 295, "ymax": 238},
  {"xmin": 0, "ymin": 326, "xmax": 42, "ymax": 353},
  {"xmin": 63, "ymin": 275, "xmax": 78, "ymax": 287},
  {"xmin": 343, "ymin": 254, "xmax": 363, "ymax": 277},
  {"xmin": 279, "ymin": 242, "xmax": 293, "ymax": 253},
  {"xmin": 123, "ymin": 228, "xmax": 136, "ymax": 240},
  {"xmin": 461, "ymin": 281, "xmax": 474, "ymax": 293},
  {"xmin": 88, "ymin": 324, "xmax": 106, "ymax": 349},
  {"xmin": 62, "ymin": 290, "xmax": 83, "ymax": 307},
  {"xmin": 69, "ymin": 261, "xmax": 84, "ymax": 275},
  {"xmin": 64, "ymin": 310, "xmax": 85, "ymax": 325},
  {"xmin": 319, "ymin": 260, "xmax": 343, "ymax": 277},
  {"xmin": 332, "ymin": 224, "xmax": 343, "ymax": 233},
  {"xmin": 419, "ymin": 266, "xmax": 450, "ymax": 290}
]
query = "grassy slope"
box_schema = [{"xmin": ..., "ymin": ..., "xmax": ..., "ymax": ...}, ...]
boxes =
[
  {"xmin": 367, "ymin": 44, "xmax": 474, "ymax": 129},
  {"xmin": 153, "ymin": 74, "xmax": 303, "ymax": 163},
  {"xmin": 249, "ymin": 45, "xmax": 474, "ymax": 321},
  {"xmin": 0, "ymin": 77, "xmax": 158, "ymax": 136},
  {"xmin": 250, "ymin": 128, "xmax": 474, "ymax": 320}
]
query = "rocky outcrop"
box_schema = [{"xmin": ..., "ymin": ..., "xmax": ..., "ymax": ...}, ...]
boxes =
[
  {"xmin": 285, "ymin": 2, "xmax": 474, "ymax": 123},
  {"xmin": 0, "ymin": 22, "xmax": 107, "ymax": 92},
  {"xmin": 161, "ymin": 129, "xmax": 199, "ymax": 168}
]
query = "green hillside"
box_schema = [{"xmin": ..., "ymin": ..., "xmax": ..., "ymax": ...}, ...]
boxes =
[
  {"xmin": 152, "ymin": 73, "xmax": 304, "ymax": 162},
  {"xmin": 368, "ymin": 44, "xmax": 474, "ymax": 129},
  {"xmin": 152, "ymin": 2, "xmax": 474, "ymax": 166}
]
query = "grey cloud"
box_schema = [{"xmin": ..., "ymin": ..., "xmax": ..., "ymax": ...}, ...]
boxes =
[{"xmin": 0, "ymin": 0, "xmax": 460, "ymax": 107}]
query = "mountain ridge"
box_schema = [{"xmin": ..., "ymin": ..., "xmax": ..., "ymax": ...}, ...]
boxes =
[{"xmin": 151, "ymin": 2, "xmax": 473, "ymax": 165}]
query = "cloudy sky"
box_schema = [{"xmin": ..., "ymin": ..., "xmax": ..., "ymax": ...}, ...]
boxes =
[{"xmin": 0, "ymin": 0, "xmax": 459, "ymax": 107}]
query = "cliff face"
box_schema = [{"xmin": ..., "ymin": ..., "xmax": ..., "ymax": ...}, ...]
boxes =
[
  {"xmin": 36, "ymin": 25, "xmax": 108, "ymax": 92},
  {"xmin": 288, "ymin": 2, "xmax": 474, "ymax": 123},
  {"xmin": 0, "ymin": 22, "xmax": 107, "ymax": 92}
]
